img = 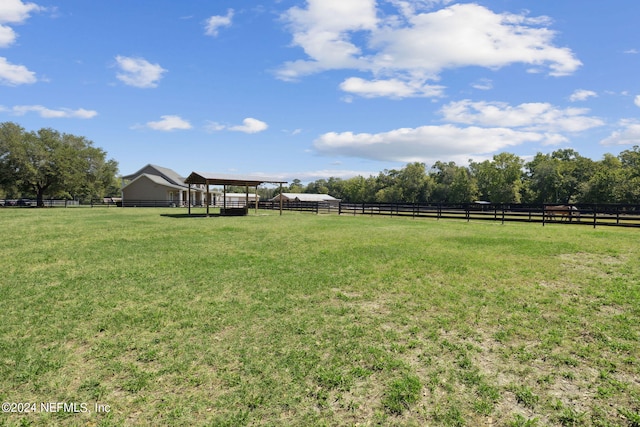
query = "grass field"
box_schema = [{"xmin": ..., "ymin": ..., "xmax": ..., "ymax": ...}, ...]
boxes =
[{"xmin": 0, "ymin": 207, "xmax": 639, "ymax": 426}]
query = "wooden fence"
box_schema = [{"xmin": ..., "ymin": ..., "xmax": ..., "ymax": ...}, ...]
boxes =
[
  {"xmin": 258, "ymin": 201, "xmax": 640, "ymax": 228},
  {"xmin": 1, "ymin": 199, "xmax": 80, "ymax": 207},
  {"xmin": 7, "ymin": 198, "xmax": 639, "ymax": 228}
]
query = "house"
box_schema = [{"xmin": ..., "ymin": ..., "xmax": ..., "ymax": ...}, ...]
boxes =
[
  {"xmin": 121, "ymin": 164, "xmax": 207, "ymax": 207},
  {"xmin": 270, "ymin": 193, "xmax": 341, "ymax": 207}
]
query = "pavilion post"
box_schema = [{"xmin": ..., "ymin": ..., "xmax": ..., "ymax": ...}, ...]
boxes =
[
  {"xmin": 206, "ymin": 183, "xmax": 210, "ymax": 217},
  {"xmin": 188, "ymin": 183, "xmax": 191, "ymax": 215},
  {"xmin": 223, "ymin": 185, "xmax": 227, "ymax": 213},
  {"xmin": 255, "ymin": 186, "xmax": 258, "ymax": 214},
  {"xmin": 245, "ymin": 185, "xmax": 249, "ymax": 214},
  {"xmin": 279, "ymin": 183, "xmax": 283, "ymax": 216}
]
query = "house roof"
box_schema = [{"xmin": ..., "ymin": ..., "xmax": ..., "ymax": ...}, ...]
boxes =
[
  {"xmin": 184, "ymin": 172, "xmax": 287, "ymax": 187},
  {"xmin": 122, "ymin": 173, "xmax": 188, "ymax": 191},
  {"xmin": 122, "ymin": 164, "xmax": 186, "ymax": 186}
]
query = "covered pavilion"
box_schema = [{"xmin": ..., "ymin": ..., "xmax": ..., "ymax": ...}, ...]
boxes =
[{"xmin": 184, "ymin": 172, "xmax": 287, "ymax": 216}]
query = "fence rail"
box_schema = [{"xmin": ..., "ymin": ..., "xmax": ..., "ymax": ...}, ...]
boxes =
[
  {"xmin": 259, "ymin": 201, "xmax": 640, "ymax": 228},
  {"xmin": 4, "ymin": 198, "xmax": 639, "ymax": 228},
  {"xmin": 0, "ymin": 198, "xmax": 80, "ymax": 207}
]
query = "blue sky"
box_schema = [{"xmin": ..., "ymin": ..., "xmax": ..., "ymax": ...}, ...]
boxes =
[{"xmin": 1, "ymin": 0, "xmax": 639, "ymax": 182}]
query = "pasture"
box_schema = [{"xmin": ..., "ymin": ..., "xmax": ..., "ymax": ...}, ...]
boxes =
[{"xmin": 0, "ymin": 208, "xmax": 639, "ymax": 426}]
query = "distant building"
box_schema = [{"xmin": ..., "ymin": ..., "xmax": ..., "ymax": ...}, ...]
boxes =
[
  {"xmin": 121, "ymin": 164, "xmax": 207, "ymax": 207},
  {"xmin": 270, "ymin": 193, "xmax": 341, "ymax": 207},
  {"xmin": 215, "ymin": 192, "xmax": 260, "ymax": 207}
]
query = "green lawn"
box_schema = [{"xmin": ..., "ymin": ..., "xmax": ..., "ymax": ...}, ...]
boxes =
[{"xmin": 1, "ymin": 208, "xmax": 639, "ymax": 426}]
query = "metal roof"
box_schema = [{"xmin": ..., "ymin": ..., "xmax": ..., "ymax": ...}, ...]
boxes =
[
  {"xmin": 184, "ymin": 172, "xmax": 287, "ymax": 186},
  {"xmin": 122, "ymin": 164, "xmax": 186, "ymax": 185},
  {"xmin": 274, "ymin": 193, "xmax": 340, "ymax": 202},
  {"xmin": 122, "ymin": 173, "xmax": 193, "ymax": 191}
]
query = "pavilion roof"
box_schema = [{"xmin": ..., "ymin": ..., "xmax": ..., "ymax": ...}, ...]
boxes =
[{"xmin": 184, "ymin": 172, "xmax": 287, "ymax": 187}]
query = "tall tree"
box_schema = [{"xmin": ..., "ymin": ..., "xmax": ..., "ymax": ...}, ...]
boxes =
[
  {"xmin": 288, "ymin": 179, "xmax": 304, "ymax": 193},
  {"xmin": 550, "ymin": 149, "xmax": 595, "ymax": 203},
  {"xmin": 581, "ymin": 154, "xmax": 625, "ymax": 203},
  {"xmin": 618, "ymin": 146, "xmax": 640, "ymax": 203},
  {"xmin": 619, "ymin": 145, "xmax": 640, "ymax": 177},
  {"xmin": 0, "ymin": 122, "xmax": 119, "ymax": 206},
  {"xmin": 0, "ymin": 122, "xmax": 24, "ymax": 195},
  {"xmin": 470, "ymin": 153, "xmax": 524, "ymax": 203},
  {"xmin": 430, "ymin": 161, "xmax": 477, "ymax": 203},
  {"xmin": 525, "ymin": 153, "xmax": 562, "ymax": 203},
  {"xmin": 396, "ymin": 162, "xmax": 430, "ymax": 203}
]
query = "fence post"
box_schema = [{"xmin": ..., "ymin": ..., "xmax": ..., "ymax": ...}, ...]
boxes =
[{"xmin": 593, "ymin": 204, "xmax": 597, "ymax": 229}]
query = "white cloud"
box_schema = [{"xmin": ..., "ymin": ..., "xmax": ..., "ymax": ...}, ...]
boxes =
[
  {"xmin": 440, "ymin": 100, "xmax": 604, "ymax": 133},
  {"xmin": 230, "ymin": 118, "xmax": 268, "ymax": 133},
  {"xmin": 115, "ymin": 56, "xmax": 166, "ymax": 88},
  {"xmin": 569, "ymin": 89, "xmax": 597, "ymax": 102},
  {"xmin": 601, "ymin": 120, "xmax": 640, "ymax": 146},
  {"xmin": 209, "ymin": 117, "xmax": 269, "ymax": 134},
  {"xmin": 312, "ymin": 98, "xmax": 606, "ymax": 163},
  {"xmin": 386, "ymin": 0, "xmax": 455, "ymax": 17},
  {"xmin": 0, "ymin": 56, "xmax": 36, "ymax": 85},
  {"xmin": 0, "ymin": 0, "xmax": 43, "ymax": 47},
  {"xmin": 0, "ymin": 0, "xmax": 42, "ymax": 24},
  {"xmin": 7, "ymin": 105, "xmax": 97, "ymax": 118},
  {"xmin": 278, "ymin": 0, "xmax": 378, "ymax": 80},
  {"xmin": 282, "ymin": 168, "xmax": 378, "ymax": 182},
  {"xmin": 205, "ymin": 9, "xmax": 234, "ymax": 37},
  {"xmin": 635, "ymin": 95, "xmax": 640, "ymax": 108},
  {"xmin": 204, "ymin": 121, "xmax": 226, "ymax": 132},
  {"xmin": 279, "ymin": 1, "xmax": 581, "ymax": 98},
  {"xmin": 339, "ymin": 77, "xmax": 444, "ymax": 98},
  {"xmin": 471, "ymin": 78, "xmax": 493, "ymax": 90},
  {"xmin": 146, "ymin": 115, "xmax": 191, "ymax": 131},
  {"xmin": 0, "ymin": 25, "xmax": 16, "ymax": 47},
  {"xmin": 313, "ymin": 124, "xmax": 542, "ymax": 162}
]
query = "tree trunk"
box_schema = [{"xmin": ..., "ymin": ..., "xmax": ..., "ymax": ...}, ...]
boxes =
[{"xmin": 35, "ymin": 184, "xmax": 48, "ymax": 207}]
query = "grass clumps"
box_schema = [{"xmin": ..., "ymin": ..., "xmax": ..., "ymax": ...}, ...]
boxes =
[{"xmin": 382, "ymin": 373, "xmax": 422, "ymax": 415}]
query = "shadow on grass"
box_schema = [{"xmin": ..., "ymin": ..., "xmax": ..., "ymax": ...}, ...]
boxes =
[{"xmin": 160, "ymin": 213, "xmax": 221, "ymax": 219}]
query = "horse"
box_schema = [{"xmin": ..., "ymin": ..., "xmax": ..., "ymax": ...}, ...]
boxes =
[{"xmin": 544, "ymin": 205, "xmax": 580, "ymax": 222}]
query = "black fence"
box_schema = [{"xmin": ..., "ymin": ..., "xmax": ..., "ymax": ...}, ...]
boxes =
[
  {"xmin": 5, "ymin": 198, "xmax": 639, "ymax": 228},
  {"xmin": 0, "ymin": 198, "xmax": 80, "ymax": 207},
  {"xmin": 115, "ymin": 200, "xmax": 256, "ymax": 208},
  {"xmin": 259, "ymin": 201, "xmax": 640, "ymax": 228},
  {"xmin": 256, "ymin": 201, "xmax": 340, "ymax": 214}
]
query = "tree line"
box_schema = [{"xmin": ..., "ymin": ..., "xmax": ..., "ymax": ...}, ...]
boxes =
[
  {"xmin": 273, "ymin": 148, "xmax": 640, "ymax": 205},
  {"xmin": 2, "ymin": 121, "xmax": 638, "ymax": 206},
  {"xmin": 0, "ymin": 122, "xmax": 119, "ymax": 206}
]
